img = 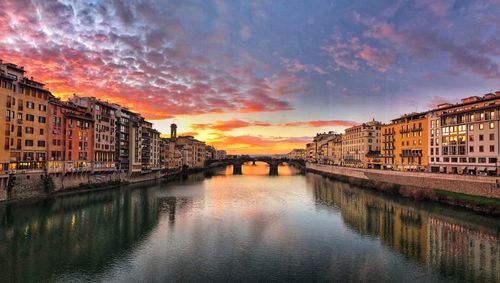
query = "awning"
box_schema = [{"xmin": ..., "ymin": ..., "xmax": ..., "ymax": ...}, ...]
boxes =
[{"xmin": 477, "ymin": 167, "xmax": 486, "ymax": 171}]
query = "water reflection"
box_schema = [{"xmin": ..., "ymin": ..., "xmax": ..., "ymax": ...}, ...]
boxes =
[
  {"xmin": 0, "ymin": 183, "xmax": 161, "ymax": 282},
  {"xmin": 0, "ymin": 165, "xmax": 498, "ymax": 282},
  {"xmin": 309, "ymin": 173, "xmax": 500, "ymax": 282},
  {"xmin": 223, "ymin": 161, "xmax": 301, "ymax": 176}
]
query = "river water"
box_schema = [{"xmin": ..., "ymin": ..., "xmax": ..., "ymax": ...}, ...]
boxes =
[{"xmin": 0, "ymin": 162, "xmax": 499, "ymax": 282}]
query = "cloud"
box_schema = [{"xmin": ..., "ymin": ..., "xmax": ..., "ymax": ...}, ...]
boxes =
[
  {"xmin": 359, "ymin": 14, "xmax": 500, "ymax": 80},
  {"xmin": 191, "ymin": 119, "xmax": 357, "ymax": 132},
  {"xmin": 281, "ymin": 58, "xmax": 327, "ymax": 75},
  {"xmin": 0, "ymin": 1, "xmax": 301, "ymax": 120},
  {"xmin": 207, "ymin": 134, "xmax": 311, "ymax": 154},
  {"xmin": 191, "ymin": 119, "xmax": 272, "ymax": 132},
  {"xmin": 321, "ymin": 34, "xmax": 394, "ymax": 72},
  {"xmin": 239, "ymin": 25, "xmax": 252, "ymax": 40},
  {"xmin": 279, "ymin": 120, "xmax": 358, "ymax": 127}
]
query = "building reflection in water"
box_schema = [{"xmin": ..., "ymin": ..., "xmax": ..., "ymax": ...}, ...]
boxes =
[
  {"xmin": 0, "ymin": 185, "xmax": 161, "ymax": 282},
  {"xmin": 308, "ymin": 174, "xmax": 500, "ymax": 283}
]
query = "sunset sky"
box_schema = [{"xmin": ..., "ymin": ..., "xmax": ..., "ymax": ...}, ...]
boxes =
[{"xmin": 1, "ymin": 0, "xmax": 500, "ymax": 154}]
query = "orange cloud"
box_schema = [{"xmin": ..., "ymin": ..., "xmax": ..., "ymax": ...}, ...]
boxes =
[
  {"xmin": 191, "ymin": 119, "xmax": 272, "ymax": 132},
  {"xmin": 280, "ymin": 119, "xmax": 358, "ymax": 127},
  {"xmin": 207, "ymin": 134, "xmax": 310, "ymax": 155},
  {"xmin": 191, "ymin": 119, "xmax": 357, "ymax": 132}
]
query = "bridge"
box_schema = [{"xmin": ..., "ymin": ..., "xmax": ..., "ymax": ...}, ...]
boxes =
[{"xmin": 206, "ymin": 157, "xmax": 305, "ymax": 175}]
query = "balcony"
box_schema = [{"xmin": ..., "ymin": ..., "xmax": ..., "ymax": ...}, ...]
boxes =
[{"xmin": 400, "ymin": 152, "xmax": 422, "ymax": 157}]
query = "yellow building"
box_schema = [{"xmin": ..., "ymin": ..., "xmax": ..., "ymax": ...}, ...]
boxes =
[
  {"xmin": 381, "ymin": 112, "xmax": 429, "ymax": 171},
  {"xmin": 0, "ymin": 61, "xmax": 53, "ymax": 173}
]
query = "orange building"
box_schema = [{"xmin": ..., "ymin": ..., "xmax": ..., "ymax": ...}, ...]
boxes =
[
  {"xmin": 0, "ymin": 61, "xmax": 53, "ymax": 173},
  {"xmin": 69, "ymin": 96, "xmax": 116, "ymax": 172},
  {"xmin": 381, "ymin": 112, "xmax": 429, "ymax": 171},
  {"xmin": 47, "ymin": 98, "xmax": 94, "ymax": 173}
]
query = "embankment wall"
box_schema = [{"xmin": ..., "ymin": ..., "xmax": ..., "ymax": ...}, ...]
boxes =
[{"xmin": 306, "ymin": 163, "xmax": 500, "ymax": 199}]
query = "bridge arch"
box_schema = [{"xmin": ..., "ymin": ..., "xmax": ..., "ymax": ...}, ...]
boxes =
[{"xmin": 206, "ymin": 157, "xmax": 305, "ymax": 176}]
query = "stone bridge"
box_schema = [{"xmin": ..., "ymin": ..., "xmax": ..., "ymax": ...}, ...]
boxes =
[{"xmin": 206, "ymin": 157, "xmax": 305, "ymax": 175}]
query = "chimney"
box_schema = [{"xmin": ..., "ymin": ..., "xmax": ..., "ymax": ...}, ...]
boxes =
[{"xmin": 170, "ymin": 123, "xmax": 177, "ymax": 141}]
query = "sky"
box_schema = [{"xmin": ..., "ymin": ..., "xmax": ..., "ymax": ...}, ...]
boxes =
[{"xmin": 1, "ymin": 0, "xmax": 500, "ymax": 154}]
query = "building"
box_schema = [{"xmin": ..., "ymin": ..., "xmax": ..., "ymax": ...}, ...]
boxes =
[
  {"xmin": 176, "ymin": 136, "xmax": 206, "ymax": 168},
  {"xmin": 0, "ymin": 61, "xmax": 53, "ymax": 173},
  {"xmin": 311, "ymin": 131, "xmax": 340, "ymax": 164},
  {"xmin": 205, "ymin": 145, "xmax": 216, "ymax": 160},
  {"xmin": 141, "ymin": 120, "xmax": 161, "ymax": 171},
  {"xmin": 160, "ymin": 124, "xmax": 182, "ymax": 170},
  {"xmin": 381, "ymin": 112, "xmax": 429, "ymax": 171},
  {"xmin": 69, "ymin": 96, "xmax": 116, "ymax": 172},
  {"xmin": 306, "ymin": 143, "xmax": 315, "ymax": 162},
  {"xmin": 130, "ymin": 114, "xmax": 143, "ymax": 173},
  {"xmin": 47, "ymin": 98, "xmax": 94, "ymax": 173},
  {"xmin": 326, "ymin": 135, "xmax": 343, "ymax": 165},
  {"xmin": 288, "ymin": 149, "xmax": 306, "ymax": 160},
  {"xmin": 429, "ymin": 93, "xmax": 500, "ymax": 175},
  {"xmin": 215, "ymin": 150, "xmax": 227, "ymax": 160},
  {"xmin": 342, "ymin": 119, "xmax": 381, "ymax": 168}
]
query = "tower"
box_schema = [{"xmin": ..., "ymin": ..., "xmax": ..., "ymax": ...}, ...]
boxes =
[{"xmin": 170, "ymin": 123, "xmax": 177, "ymax": 141}]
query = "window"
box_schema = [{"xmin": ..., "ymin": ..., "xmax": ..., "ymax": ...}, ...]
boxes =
[
  {"xmin": 26, "ymin": 114, "xmax": 35, "ymax": 121},
  {"xmin": 489, "ymin": 122, "xmax": 495, "ymax": 129},
  {"xmin": 37, "ymin": 140, "xmax": 45, "ymax": 147},
  {"xmin": 490, "ymin": 133, "xmax": 494, "ymax": 141},
  {"xmin": 26, "ymin": 101, "xmax": 34, "ymax": 109},
  {"xmin": 489, "ymin": 158, "xmax": 497, "ymax": 164},
  {"xmin": 39, "ymin": 104, "xmax": 46, "ymax": 111},
  {"xmin": 436, "ymin": 148, "xmax": 439, "ymax": 155},
  {"xmin": 479, "ymin": 134, "xmax": 484, "ymax": 141},
  {"xmin": 479, "ymin": 123, "xmax": 484, "ymax": 130},
  {"xmin": 25, "ymin": 140, "xmax": 33, "ymax": 146},
  {"xmin": 469, "ymin": 135, "xmax": 474, "ymax": 142},
  {"xmin": 479, "ymin": 146, "xmax": 484, "ymax": 152},
  {"xmin": 38, "ymin": 116, "xmax": 46, "ymax": 123},
  {"xmin": 469, "ymin": 146, "xmax": 474, "ymax": 153},
  {"xmin": 469, "ymin": 157, "xmax": 476, "ymax": 163},
  {"xmin": 490, "ymin": 145, "xmax": 495, "ymax": 152},
  {"xmin": 460, "ymin": 157, "xmax": 467, "ymax": 163},
  {"xmin": 25, "ymin": 127, "xmax": 34, "ymax": 134},
  {"xmin": 469, "ymin": 124, "xmax": 474, "ymax": 131},
  {"xmin": 479, "ymin": 157, "xmax": 486, "ymax": 163},
  {"xmin": 39, "ymin": 129, "xmax": 44, "ymax": 135}
]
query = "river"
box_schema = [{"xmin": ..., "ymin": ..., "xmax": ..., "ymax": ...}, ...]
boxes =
[{"xmin": 0, "ymin": 162, "xmax": 499, "ymax": 282}]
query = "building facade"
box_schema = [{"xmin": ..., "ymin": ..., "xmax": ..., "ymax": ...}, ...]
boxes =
[
  {"xmin": 47, "ymin": 98, "xmax": 94, "ymax": 173},
  {"xmin": 176, "ymin": 136, "xmax": 206, "ymax": 168},
  {"xmin": 429, "ymin": 93, "xmax": 500, "ymax": 175},
  {"xmin": 342, "ymin": 120, "xmax": 381, "ymax": 168},
  {"xmin": 70, "ymin": 96, "xmax": 116, "ymax": 172},
  {"xmin": 381, "ymin": 112, "xmax": 429, "ymax": 171},
  {"xmin": 326, "ymin": 135, "xmax": 343, "ymax": 165},
  {"xmin": 0, "ymin": 62, "xmax": 53, "ymax": 173}
]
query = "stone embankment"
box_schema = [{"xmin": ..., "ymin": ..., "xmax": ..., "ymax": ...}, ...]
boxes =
[
  {"xmin": 307, "ymin": 163, "xmax": 500, "ymax": 214},
  {"xmin": 0, "ymin": 169, "xmax": 185, "ymax": 203}
]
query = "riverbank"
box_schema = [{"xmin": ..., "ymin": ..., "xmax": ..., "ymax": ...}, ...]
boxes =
[
  {"xmin": 0, "ymin": 167, "xmax": 206, "ymax": 204},
  {"xmin": 306, "ymin": 163, "xmax": 500, "ymax": 215}
]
